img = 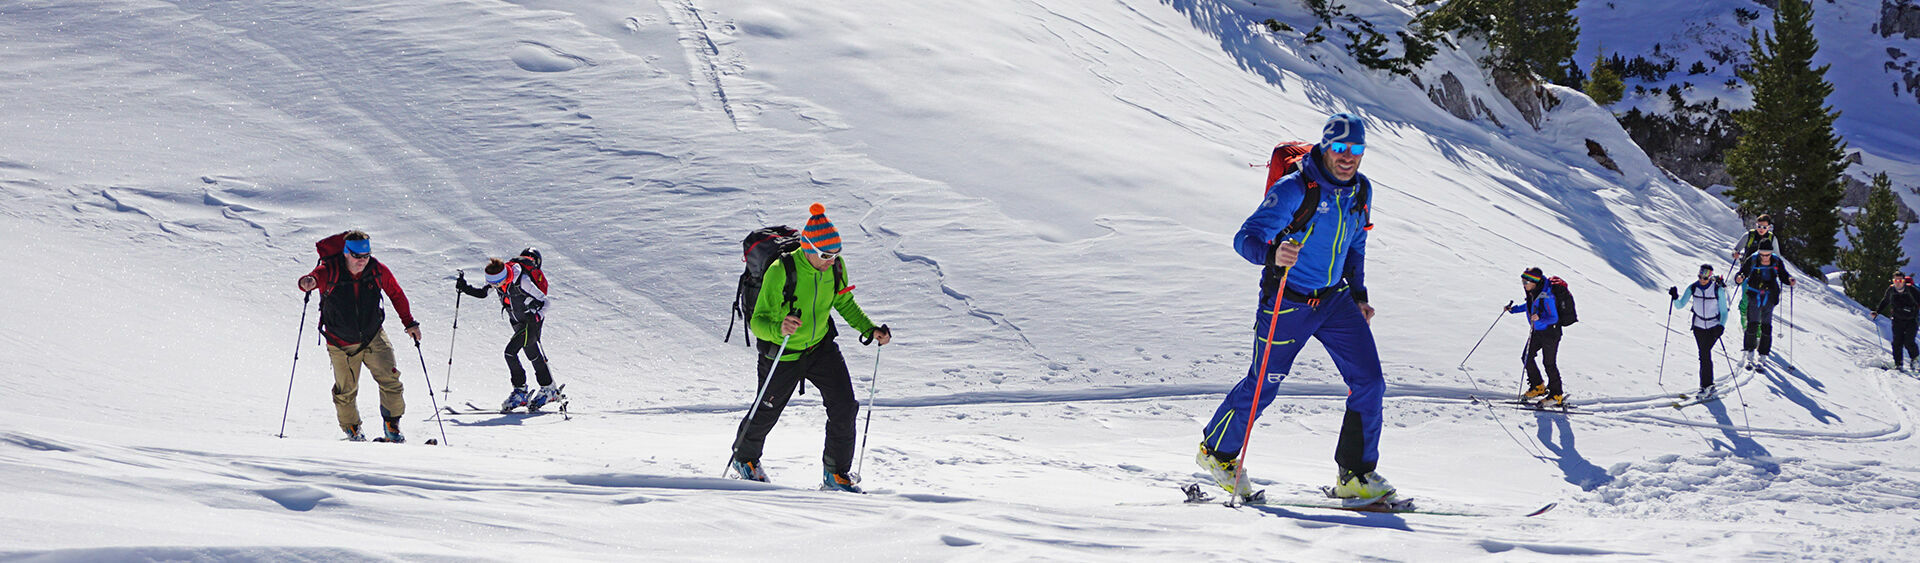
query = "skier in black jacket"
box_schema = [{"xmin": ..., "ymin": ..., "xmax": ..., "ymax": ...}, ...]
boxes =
[
  {"xmin": 1872, "ymin": 273, "xmax": 1920, "ymax": 370},
  {"xmin": 456, "ymin": 249, "xmax": 562, "ymax": 412},
  {"xmin": 1731, "ymin": 215, "xmax": 1780, "ymax": 265},
  {"xmin": 1733, "ymin": 249, "xmax": 1794, "ymax": 367}
]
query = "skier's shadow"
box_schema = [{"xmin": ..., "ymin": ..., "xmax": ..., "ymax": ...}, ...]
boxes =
[
  {"xmin": 1533, "ymin": 412, "xmax": 1613, "ymax": 490},
  {"xmin": 1758, "ymin": 364, "xmax": 1840, "ymax": 423},
  {"xmin": 1702, "ymin": 399, "xmax": 1777, "ymax": 466},
  {"xmin": 1246, "ymin": 505, "xmax": 1412, "ymax": 531},
  {"xmin": 440, "ymin": 414, "xmax": 551, "ymax": 427}
]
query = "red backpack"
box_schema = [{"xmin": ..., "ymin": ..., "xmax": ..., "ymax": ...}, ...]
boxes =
[
  {"xmin": 1258, "ymin": 142, "xmax": 1372, "ymax": 239},
  {"xmin": 509, "ymin": 256, "xmax": 548, "ymax": 293}
]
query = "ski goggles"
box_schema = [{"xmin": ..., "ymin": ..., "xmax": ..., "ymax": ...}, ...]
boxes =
[{"xmin": 1325, "ymin": 142, "xmax": 1365, "ymax": 156}]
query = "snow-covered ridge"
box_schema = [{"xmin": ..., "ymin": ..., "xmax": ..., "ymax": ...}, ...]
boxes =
[{"xmin": 3, "ymin": 0, "xmax": 1918, "ymax": 558}]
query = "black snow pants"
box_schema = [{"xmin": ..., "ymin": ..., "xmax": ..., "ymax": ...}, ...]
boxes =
[
  {"xmin": 505, "ymin": 320, "xmax": 553, "ymax": 388},
  {"xmin": 731, "ymin": 339, "xmax": 860, "ymax": 474},
  {"xmin": 1692, "ymin": 325, "xmax": 1724, "ymax": 388}
]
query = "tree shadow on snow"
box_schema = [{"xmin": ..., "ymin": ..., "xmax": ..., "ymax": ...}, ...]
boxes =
[{"xmin": 1532, "ymin": 412, "xmax": 1613, "ymax": 490}]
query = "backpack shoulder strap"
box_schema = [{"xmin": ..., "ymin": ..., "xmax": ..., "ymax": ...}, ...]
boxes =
[
  {"xmin": 1279, "ymin": 181, "xmax": 1322, "ymax": 239},
  {"xmin": 779, "ymin": 252, "xmax": 799, "ymax": 308},
  {"xmin": 833, "ymin": 258, "xmax": 846, "ymax": 292}
]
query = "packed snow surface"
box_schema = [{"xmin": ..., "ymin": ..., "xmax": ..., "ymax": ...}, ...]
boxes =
[{"xmin": 3, "ymin": 0, "xmax": 1918, "ymax": 560}]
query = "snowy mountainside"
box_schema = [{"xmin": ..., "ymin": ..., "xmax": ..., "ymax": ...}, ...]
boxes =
[
  {"xmin": 1578, "ymin": 0, "xmax": 1920, "ymax": 257},
  {"xmin": 3, "ymin": 0, "xmax": 1919, "ymax": 559}
]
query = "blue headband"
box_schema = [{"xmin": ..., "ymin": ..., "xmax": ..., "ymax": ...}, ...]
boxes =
[
  {"xmin": 343, "ymin": 238, "xmax": 371, "ymax": 255},
  {"xmin": 485, "ymin": 267, "xmax": 510, "ymax": 285}
]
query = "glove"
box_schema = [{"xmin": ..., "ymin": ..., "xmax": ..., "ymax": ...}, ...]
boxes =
[
  {"xmin": 455, "ymin": 278, "xmax": 469, "ymax": 291},
  {"xmin": 1668, "ymin": 287, "xmax": 1679, "ymax": 301}
]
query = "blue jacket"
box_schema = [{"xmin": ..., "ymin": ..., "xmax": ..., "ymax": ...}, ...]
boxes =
[
  {"xmin": 1509, "ymin": 289, "xmax": 1559, "ymax": 331},
  {"xmin": 1234, "ymin": 148, "xmax": 1370, "ymax": 300}
]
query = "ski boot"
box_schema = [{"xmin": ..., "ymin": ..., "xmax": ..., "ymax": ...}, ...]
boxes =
[
  {"xmin": 501, "ymin": 386, "xmax": 531, "ymax": 413},
  {"xmin": 821, "ymin": 468, "xmax": 864, "ymax": 493},
  {"xmin": 730, "ymin": 459, "xmax": 768, "ymax": 482},
  {"xmin": 1195, "ymin": 444, "xmax": 1252, "ymax": 499},
  {"xmin": 1520, "ymin": 384, "xmax": 1548, "ymax": 400},
  {"xmin": 380, "ymin": 416, "xmax": 405, "ymax": 443},
  {"xmin": 343, "ymin": 424, "xmax": 367, "ymax": 442},
  {"xmin": 1331, "ymin": 468, "xmax": 1396, "ymax": 501},
  {"xmin": 529, "ymin": 384, "xmax": 564, "ymax": 412},
  {"xmin": 1542, "ymin": 393, "xmax": 1568, "ymax": 408}
]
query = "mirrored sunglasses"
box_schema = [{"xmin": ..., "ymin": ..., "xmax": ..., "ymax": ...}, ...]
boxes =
[
  {"xmin": 348, "ymin": 252, "xmax": 372, "ymax": 260},
  {"xmin": 1327, "ymin": 142, "xmax": 1365, "ymax": 156}
]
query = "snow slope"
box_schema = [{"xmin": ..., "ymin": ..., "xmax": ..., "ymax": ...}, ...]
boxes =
[
  {"xmin": 3, "ymin": 0, "xmax": 1918, "ymax": 559},
  {"xmin": 1578, "ymin": 0, "xmax": 1920, "ymax": 260}
]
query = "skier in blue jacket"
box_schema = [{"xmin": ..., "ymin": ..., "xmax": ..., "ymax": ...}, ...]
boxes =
[
  {"xmin": 1510, "ymin": 267, "xmax": 1566, "ymax": 406},
  {"xmin": 1197, "ymin": 112, "xmax": 1393, "ymax": 502}
]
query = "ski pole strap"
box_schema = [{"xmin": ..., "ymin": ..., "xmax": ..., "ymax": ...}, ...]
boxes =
[{"xmin": 860, "ymin": 324, "xmax": 890, "ymax": 346}]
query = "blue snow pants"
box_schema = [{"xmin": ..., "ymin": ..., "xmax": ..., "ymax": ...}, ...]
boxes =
[{"xmin": 1201, "ymin": 286, "xmax": 1385, "ymax": 473}]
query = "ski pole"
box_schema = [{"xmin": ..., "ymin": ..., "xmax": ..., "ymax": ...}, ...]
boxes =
[
  {"xmin": 1231, "ymin": 243, "xmax": 1298, "ymax": 507},
  {"xmin": 444, "ymin": 270, "xmax": 465, "ymax": 399},
  {"xmin": 1658, "ymin": 298, "xmax": 1675, "ymax": 386},
  {"xmin": 1459, "ymin": 301, "xmax": 1513, "ymax": 368},
  {"xmin": 855, "ymin": 328, "xmax": 887, "ymax": 478},
  {"xmin": 412, "ymin": 338, "xmax": 451, "ymax": 446},
  {"xmin": 277, "ymin": 291, "xmax": 314, "ymax": 438},
  {"xmin": 1716, "ymin": 334, "xmax": 1751, "ymax": 429},
  {"xmin": 724, "ymin": 313, "xmax": 796, "ymax": 478}
]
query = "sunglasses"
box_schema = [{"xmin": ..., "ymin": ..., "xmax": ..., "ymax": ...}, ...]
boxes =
[
  {"xmin": 348, "ymin": 252, "xmax": 372, "ymax": 260},
  {"xmin": 1326, "ymin": 142, "xmax": 1365, "ymax": 156},
  {"xmin": 815, "ymin": 251, "xmax": 840, "ymax": 261}
]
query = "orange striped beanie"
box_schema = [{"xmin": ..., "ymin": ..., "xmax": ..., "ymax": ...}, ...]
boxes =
[{"xmin": 801, "ymin": 203, "xmax": 842, "ymax": 255}]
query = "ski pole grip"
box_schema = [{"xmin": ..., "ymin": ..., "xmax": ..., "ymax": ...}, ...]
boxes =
[{"xmin": 860, "ymin": 324, "xmax": 889, "ymax": 346}]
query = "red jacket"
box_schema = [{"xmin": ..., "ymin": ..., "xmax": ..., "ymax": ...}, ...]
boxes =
[{"xmin": 307, "ymin": 257, "xmax": 417, "ymax": 347}]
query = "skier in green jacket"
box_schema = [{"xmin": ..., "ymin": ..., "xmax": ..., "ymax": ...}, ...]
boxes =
[{"xmin": 729, "ymin": 203, "xmax": 891, "ymax": 493}]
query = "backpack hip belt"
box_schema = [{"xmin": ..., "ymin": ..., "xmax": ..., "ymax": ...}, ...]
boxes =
[{"xmin": 1283, "ymin": 282, "xmax": 1348, "ymax": 308}]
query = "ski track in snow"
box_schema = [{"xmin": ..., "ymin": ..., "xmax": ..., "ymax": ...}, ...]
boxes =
[{"xmin": 5, "ymin": 0, "xmax": 1920, "ymax": 559}]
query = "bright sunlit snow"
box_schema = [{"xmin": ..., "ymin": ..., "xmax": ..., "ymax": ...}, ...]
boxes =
[{"xmin": 3, "ymin": 0, "xmax": 1918, "ymax": 560}]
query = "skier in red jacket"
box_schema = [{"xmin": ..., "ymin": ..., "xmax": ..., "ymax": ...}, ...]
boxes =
[{"xmin": 297, "ymin": 230, "xmax": 421, "ymax": 442}]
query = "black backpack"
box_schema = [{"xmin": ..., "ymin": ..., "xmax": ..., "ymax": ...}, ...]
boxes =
[
  {"xmin": 726, "ymin": 226, "xmax": 845, "ymax": 345},
  {"xmin": 1547, "ymin": 276, "xmax": 1578, "ymax": 327}
]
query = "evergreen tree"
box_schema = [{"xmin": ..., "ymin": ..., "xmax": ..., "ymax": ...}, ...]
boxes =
[
  {"xmin": 1414, "ymin": 0, "xmax": 1579, "ymax": 84},
  {"xmin": 1583, "ymin": 50, "xmax": 1624, "ymax": 106},
  {"xmin": 1723, "ymin": 0, "xmax": 1847, "ymax": 268},
  {"xmin": 1841, "ymin": 173, "xmax": 1909, "ymax": 306},
  {"xmin": 1493, "ymin": 0, "xmax": 1582, "ymax": 86}
]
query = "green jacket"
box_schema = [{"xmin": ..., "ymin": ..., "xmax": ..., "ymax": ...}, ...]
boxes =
[{"xmin": 751, "ymin": 253, "xmax": 878, "ymax": 360}]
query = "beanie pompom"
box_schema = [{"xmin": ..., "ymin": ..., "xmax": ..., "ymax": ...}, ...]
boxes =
[{"xmin": 810, "ymin": 202, "xmax": 826, "ymax": 216}]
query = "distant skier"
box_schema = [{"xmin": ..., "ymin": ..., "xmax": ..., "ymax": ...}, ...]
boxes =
[
  {"xmin": 1733, "ymin": 248, "xmax": 1794, "ymax": 367},
  {"xmin": 1870, "ymin": 272, "xmax": 1920, "ymax": 371},
  {"xmin": 1731, "ymin": 214, "xmax": 1780, "ymax": 265},
  {"xmin": 296, "ymin": 230, "xmax": 422, "ymax": 442},
  {"xmin": 1197, "ymin": 112, "xmax": 1394, "ymax": 502},
  {"xmin": 730, "ymin": 203, "xmax": 891, "ymax": 493},
  {"xmin": 1509, "ymin": 268, "xmax": 1567, "ymax": 407},
  {"xmin": 1670, "ymin": 264, "xmax": 1731, "ymax": 394},
  {"xmin": 455, "ymin": 248, "xmax": 563, "ymax": 412}
]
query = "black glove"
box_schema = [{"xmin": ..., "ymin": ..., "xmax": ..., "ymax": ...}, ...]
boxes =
[
  {"xmin": 455, "ymin": 277, "xmax": 470, "ymax": 291},
  {"xmin": 1668, "ymin": 287, "xmax": 1679, "ymax": 301}
]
